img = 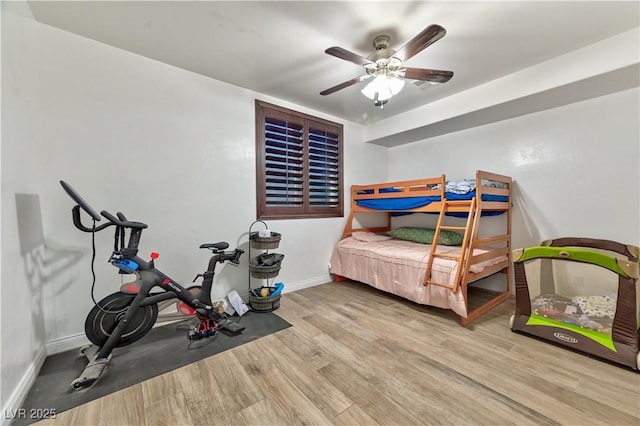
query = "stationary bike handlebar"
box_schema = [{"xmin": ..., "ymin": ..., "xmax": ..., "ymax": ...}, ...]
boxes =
[
  {"xmin": 61, "ymin": 180, "xmax": 148, "ymax": 233},
  {"xmin": 70, "ymin": 205, "xmax": 147, "ymax": 233},
  {"xmin": 100, "ymin": 210, "xmax": 148, "ymax": 230}
]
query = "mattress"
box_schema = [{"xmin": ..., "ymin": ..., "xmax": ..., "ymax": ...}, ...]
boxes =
[
  {"xmin": 329, "ymin": 233, "xmax": 508, "ymax": 317},
  {"xmin": 355, "ymin": 179, "xmax": 509, "ymax": 211}
]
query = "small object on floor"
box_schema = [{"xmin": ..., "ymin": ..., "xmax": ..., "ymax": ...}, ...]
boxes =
[
  {"xmin": 227, "ymin": 289, "xmax": 249, "ymax": 316},
  {"xmin": 219, "ymin": 319, "xmax": 246, "ymax": 335}
]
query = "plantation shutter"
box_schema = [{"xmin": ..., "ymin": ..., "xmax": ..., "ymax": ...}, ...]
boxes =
[
  {"xmin": 264, "ymin": 117, "xmax": 304, "ymax": 208},
  {"xmin": 256, "ymin": 100, "xmax": 343, "ymax": 219},
  {"xmin": 308, "ymin": 127, "xmax": 340, "ymax": 208}
]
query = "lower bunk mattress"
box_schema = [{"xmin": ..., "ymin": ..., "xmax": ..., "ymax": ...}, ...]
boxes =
[{"xmin": 329, "ymin": 232, "xmax": 507, "ymax": 317}]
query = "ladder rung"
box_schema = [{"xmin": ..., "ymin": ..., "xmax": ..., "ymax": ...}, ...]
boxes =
[
  {"xmin": 446, "ymin": 200, "xmax": 473, "ymax": 204},
  {"xmin": 432, "ymin": 252, "xmax": 462, "ymax": 260},
  {"xmin": 439, "ymin": 225, "xmax": 466, "ymax": 230}
]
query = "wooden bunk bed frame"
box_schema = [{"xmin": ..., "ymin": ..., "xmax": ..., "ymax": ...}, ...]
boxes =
[{"xmin": 337, "ymin": 170, "xmax": 512, "ymax": 326}]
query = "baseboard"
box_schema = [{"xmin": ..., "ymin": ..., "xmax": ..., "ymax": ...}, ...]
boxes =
[
  {"xmin": 1, "ymin": 347, "xmax": 46, "ymax": 426},
  {"xmin": 282, "ymin": 275, "xmax": 332, "ymax": 293},
  {"xmin": 46, "ymin": 332, "xmax": 90, "ymax": 355}
]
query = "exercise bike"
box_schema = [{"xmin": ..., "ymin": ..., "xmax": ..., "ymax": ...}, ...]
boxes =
[{"xmin": 60, "ymin": 180, "xmax": 246, "ymax": 390}]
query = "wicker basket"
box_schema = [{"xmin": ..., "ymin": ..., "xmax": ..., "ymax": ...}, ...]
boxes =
[
  {"xmin": 248, "ymin": 253, "xmax": 284, "ymax": 279},
  {"xmin": 249, "ymin": 265, "xmax": 281, "ymax": 279},
  {"xmin": 249, "ymin": 291, "xmax": 281, "ymax": 312},
  {"xmin": 250, "ymin": 231, "xmax": 281, "ymax": 250}
]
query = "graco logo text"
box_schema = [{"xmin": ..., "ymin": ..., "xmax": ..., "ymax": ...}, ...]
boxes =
[{"xmin": 553, "ymin": 332, "xmax": 578, "ymax": 344}]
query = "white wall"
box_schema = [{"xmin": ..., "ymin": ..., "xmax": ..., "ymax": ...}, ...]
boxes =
[
  {"xmin": 1, "ymin": 2, "xmax": 388, "ymax": 415},
  {"xmin": 387, "ymin": 88, "xmax": 640, "ymax": 250},
  {"xmin": 1, "ymin": 0, "xmax": 48, "ymax": 415}
]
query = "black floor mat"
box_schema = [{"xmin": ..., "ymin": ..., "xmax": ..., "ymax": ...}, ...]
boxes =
[{"xmin": 17, "ymin": 311, "xmax": 291, "ymax": 424}]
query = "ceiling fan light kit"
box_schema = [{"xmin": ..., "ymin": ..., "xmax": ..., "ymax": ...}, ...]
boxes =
[
  {"xmin": 320, "ymin": 24, "xmax": 454, "ymax": 108},
  {"xmin": 361, "ymin": 75, "xmax": 405, "ymax": 101}
]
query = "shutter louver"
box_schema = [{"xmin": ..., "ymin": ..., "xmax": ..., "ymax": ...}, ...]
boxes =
[
  {"xmin": 264, "ymin": 117, "xmax": 304, "ymax": 207},
  {"xmin": 256, "ymin": 100, "xmax": 342, "ymax": 219},
  {"xmin": 308, "ymin": 127, "xmax": 340, "ymax": 207}
]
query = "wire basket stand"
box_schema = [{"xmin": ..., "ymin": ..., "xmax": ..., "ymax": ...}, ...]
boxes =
[{"xmin": 248, "ymin": 220, "xmax": 283, "ymax": 312}]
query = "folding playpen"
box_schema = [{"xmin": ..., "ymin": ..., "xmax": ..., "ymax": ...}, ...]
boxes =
[{"xmin": 511, "ymin": 237, "xmax": 640, "ymax": 370}]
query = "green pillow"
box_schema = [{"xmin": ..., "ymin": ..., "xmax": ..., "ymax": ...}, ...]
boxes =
[{"xmin": 387, "ymin": 227, "xmax": 463, "ymax": 246}]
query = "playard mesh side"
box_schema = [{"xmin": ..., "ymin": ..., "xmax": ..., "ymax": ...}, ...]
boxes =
[
  {"xmin": 512, "ymin": 237, "xmax": 640, "ymax": 370},
  {"xmin": 525, "ymin": 260, "xmax": 618, "ymax": 346}
]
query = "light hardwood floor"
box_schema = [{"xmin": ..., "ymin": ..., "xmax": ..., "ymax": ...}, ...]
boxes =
[{"xmin": 38, "ymin": 280, "xmax": 640, "ymax": 425}]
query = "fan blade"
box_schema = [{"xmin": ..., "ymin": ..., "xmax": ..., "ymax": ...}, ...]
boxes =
[
  {"xmin": 320, "ymin": 75, "xmax": 372, "ymax": 96},
  {"xmin": 393, "ymin": 24, "xmax": 446, "ymax": 62},
  {"xmin": 325, "ymin": 47, "xmax": 373, "ymax": 66},
  {"xmin": 401, "ymin": 67, "xmax": 453, "ymax": 83}
]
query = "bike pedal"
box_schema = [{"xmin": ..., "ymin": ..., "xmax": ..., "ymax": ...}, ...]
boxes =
[
  {"xmin": 188, "ymin": 319, "xmax": 219, "ymax": 340},
  {"xmin": 188, "ymin": 329, "xmax": 218, "ymax": 340}
]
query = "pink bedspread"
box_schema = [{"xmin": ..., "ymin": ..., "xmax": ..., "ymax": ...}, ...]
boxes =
[{"xmin": 329, "ymin": 235, "xmax": 506, "ymax": 317}]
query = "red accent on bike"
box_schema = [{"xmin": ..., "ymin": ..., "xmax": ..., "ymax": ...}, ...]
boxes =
[
  {"xmin": 162, "ymin": 278, "xmax": 171, "ymax": 285},
  {"xmin": 177, "ymin": 302, "xmax": 196, "ymax": 316},
  {"xmin": 120, "ymin": 282, "xmax": 140, "ymax": 294},
  {"xmin": 150, "ymin": 252, "xmax": 160, "ymax": 259}
]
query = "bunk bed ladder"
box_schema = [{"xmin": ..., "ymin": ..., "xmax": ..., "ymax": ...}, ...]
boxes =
[{"xmin": 424, "ymin": 198, "xmax": 477, "ymax": 292}]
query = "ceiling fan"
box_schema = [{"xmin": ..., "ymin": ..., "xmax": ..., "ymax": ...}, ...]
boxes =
[{"xmin": 320, "ymin": 24, "xmax": 454, "ymax": 107}]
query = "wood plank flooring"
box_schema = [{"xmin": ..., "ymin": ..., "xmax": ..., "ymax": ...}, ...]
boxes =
[{"xmin": 37, "ymin": 280, "xmax": 640, "ymax": 425}]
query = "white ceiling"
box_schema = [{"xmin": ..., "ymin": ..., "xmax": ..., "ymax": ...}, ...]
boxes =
[{"xmin": 27, "ymin": 1, "xmax": 640, "ymax": 125}]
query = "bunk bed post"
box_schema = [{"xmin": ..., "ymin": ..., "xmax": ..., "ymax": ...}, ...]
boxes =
[
  {"xmin": 506, "ymin": 178, "xmax": 512, "ymax": 294},
  {"xmin": 341, "ymin": 210, "xmax": 356, "ymax": 240},
  {"xmin": 341, "ymin": 184, "xmax": 359, "ymax": 239},
  {"xmin": 460, "ymin": 196, "xmax": 481, "ymax": 324},
  {"xmin": 459, "ymin": 170, "xmax": 512, "ymax": 326}
]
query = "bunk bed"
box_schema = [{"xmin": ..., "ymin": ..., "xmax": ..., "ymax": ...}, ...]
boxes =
[{"xmin": 329, "ymin": 170, "xmax": 512, "ymax": 326}]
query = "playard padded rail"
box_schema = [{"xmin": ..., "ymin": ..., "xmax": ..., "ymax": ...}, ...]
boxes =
[{"xmin": 513, "ymin": 246, "xmax": 638, "ymax": 279}]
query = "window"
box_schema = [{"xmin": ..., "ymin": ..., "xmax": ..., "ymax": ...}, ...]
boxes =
[{"xmin": 255, "ymin": 100, "xmax": 343, "ymax": 220}]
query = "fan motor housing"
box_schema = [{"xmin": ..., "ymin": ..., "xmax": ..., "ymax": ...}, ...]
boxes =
[
  {"xmin": 372, "ymin": 35, "xmax": 391, "ymax": 50},
  {"xmin": 368, "ymin": 35, "xmax": 396, "ymax": 63}
]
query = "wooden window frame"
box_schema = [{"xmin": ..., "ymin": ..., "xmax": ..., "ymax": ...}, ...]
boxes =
[{"xmin": 255, "ymin": 100, "xmax": 343, "ymax": 220}]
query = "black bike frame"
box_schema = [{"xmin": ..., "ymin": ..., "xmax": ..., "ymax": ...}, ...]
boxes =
[{"xmin": 69, "ymin": 201, "xmax": 238, "ymax": 360}]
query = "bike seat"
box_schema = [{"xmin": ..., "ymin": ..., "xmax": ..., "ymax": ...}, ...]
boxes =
[{"xmin": 199, "ymin": 242, "xmax": 229, "ymax": 251}]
